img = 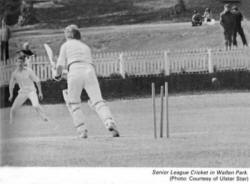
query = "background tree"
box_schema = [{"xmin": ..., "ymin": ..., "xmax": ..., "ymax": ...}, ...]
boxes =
[
  {"xmin": 0, "ymin": 0, "xmax": 22, "ymax": 25},
  {"xmin": 18, "ymin": 0, "xmax": 38, "ymax": 26},
  {"xmin": 175, "ymin": 0, "xmax": 186, "ymax": 14}
]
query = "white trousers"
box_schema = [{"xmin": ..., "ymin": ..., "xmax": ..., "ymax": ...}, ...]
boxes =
[
  {"xmin": 10, "ymin": 90, "xmax": 48, "ymax": 124},
  {"xmin": 12, "ymin": 90, "xmax": 39, "ymax": 110},
  {"xmin": 66, "ymin": 63, "xmax": 115, "ymax": 129}
]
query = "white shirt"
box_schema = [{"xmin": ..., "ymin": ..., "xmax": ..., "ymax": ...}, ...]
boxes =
[
  {"xmin": 12, "ymin": 67, "xmax": 39, "ymax": 93},
  {"xmin": 1, "ymin": 24, "xmax": 10, "ymax": 41},
  {"xmin": 57, "ymin": 39, "xmax": 92, "ymax": 68}
]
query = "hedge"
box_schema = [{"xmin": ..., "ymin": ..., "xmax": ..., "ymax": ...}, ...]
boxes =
[{"xmin": 1, "ymin": 70, "xmax": 250, "ymax": 108}]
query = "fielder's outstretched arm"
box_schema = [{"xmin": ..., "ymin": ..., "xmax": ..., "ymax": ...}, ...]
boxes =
[
  {"xmin": 35, "ymin": 81, "xmax": 43, "ymax": 100},
  {"xmin": 8, "ymin": 73, "xmax": 16, "ymax": 101},
  {"xmin": 29, "ymin": 69, "xmax": 43, "ymax": 100}
]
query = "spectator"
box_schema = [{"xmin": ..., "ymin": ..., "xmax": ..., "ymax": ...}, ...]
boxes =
[
  {"xmin": 203, "ymin": 8, "xmax": 213, "ymax": 23},
  {"xmin": 0, "ymin": 17, "xmax": 11, "ymax": 63},
  {"xmin": 220, "ymin": 4, "xmax": 235, "ymax": 50},
  {"xmin": 231, "ymin": 6, "xmax": 248, "ymax": 47},
  {"xmin": 192, "ymin": 10, "xmax": 202, "ymax": 27}
]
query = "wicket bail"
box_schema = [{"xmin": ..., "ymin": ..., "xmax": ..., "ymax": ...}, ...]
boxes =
[{"xmin": 152, "ymin": 82, "xmax": 169, "ymax": 139}]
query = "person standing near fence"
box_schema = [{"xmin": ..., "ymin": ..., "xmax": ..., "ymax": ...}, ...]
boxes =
[
  {"xmin": 191, "ymin": 10, "xmax": 202, "ymax": 26},
  {"xmin": 231, "ymin": 6, "xmax": 248, "ymax": 47},
  {"xmin": 8, "ymin": 55, "xmax": 48, "ymax": 124},
  {"xmin": 54, "ymin": 24, "xmax": 120, "ymax": 139},
  {"xmin": 220, "ymin": 4, "xmax": 235, "ymax": 50},
  {"xmin": 203, "ymin": 8, "xmax": 213, "ymax": 23},
  {"xmin": 0, "ymin": 17, "xmax": 11, "ymax": 63}
]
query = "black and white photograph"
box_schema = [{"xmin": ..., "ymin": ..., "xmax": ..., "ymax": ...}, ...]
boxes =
[{"xmin": 0, "ymin": 0, "xmax": 250, "ymax": 183}]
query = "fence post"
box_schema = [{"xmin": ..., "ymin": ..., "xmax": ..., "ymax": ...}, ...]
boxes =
[
  {"xmin": 207, "ymin": 48, "xmax": 214, "ymax": 73},
  {"xmin": 246, "ymin": 48, "xmax": 250, "ymax": 71},
  {"xmin": 119, "ymin": 52, "xmax": 125, "ymax": 78},
  {"xmin": 164, "ymin": 50, "xmax": 170, "ymax": 76}
]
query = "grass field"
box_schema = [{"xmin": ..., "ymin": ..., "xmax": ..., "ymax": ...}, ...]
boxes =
[
  {"xmin": 10, "ymin": 20, "xmax": 250, "ymax": 58},
  {"xmin": 1, "ymin": 92, "xmax": 250, "ymax": 167}
]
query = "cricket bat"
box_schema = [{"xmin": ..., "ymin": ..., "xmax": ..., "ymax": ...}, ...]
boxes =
[
  {"xmin": 44, "ymin": 43, "xmax": 56, "ymax": 68},
  {"xmin": 44, "ymin": 43, "xmax": 60, "ymax": 80}
]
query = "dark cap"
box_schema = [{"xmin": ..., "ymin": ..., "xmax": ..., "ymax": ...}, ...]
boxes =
[
  {"xmin": 232, "ymin": 5, "xmax": 238, "ymax": 10},
  {"xmin": 16, "ymin": 55, "xmax": 26, "ymax": 61}
]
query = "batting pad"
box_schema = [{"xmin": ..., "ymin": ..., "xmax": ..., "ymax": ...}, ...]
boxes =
[
  {"xmin": 92, "ymin": 101, "xmax": 114, "ymax": 127},
  {"xmin": 87, "ymin": 100, "xmax": 95, "ymax": 110},
  {"xmin": 62, "ymin": 89, "xmax": 69, "ymax": 106},
  {"xmin": 62, "ymin": 89, "xmax": 86, "ymax": 128}
]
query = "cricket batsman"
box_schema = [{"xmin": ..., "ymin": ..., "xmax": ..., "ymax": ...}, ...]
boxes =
[
  {"xmin": 54, "ymin": 24, "xmax": 120, "ymax": 139},
  {"xmin": 9, "ymin": 55, "xmax": 48, "ymax": 124}
]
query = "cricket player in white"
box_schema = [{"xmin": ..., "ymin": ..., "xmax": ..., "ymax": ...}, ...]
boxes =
[
  {"xmin": 22, "ymin": 42, "xmax": 35, "ymax": 68},
  {"xmin": 55, "ymin": 24, "xmax": 120, "ymax": 138},
  {"xmin": 9, "ymin": 55, "xmax": 48, "ymax": 124}
]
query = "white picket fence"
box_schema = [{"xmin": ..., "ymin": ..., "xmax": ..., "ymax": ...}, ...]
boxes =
[{"xmin": 1, "ymin": 47, "xmax": 250, "ymax": 86}]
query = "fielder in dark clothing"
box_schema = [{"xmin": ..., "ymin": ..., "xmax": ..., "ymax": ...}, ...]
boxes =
[
  {"xmin": 220, "ymin": 4, "xmax": 235, "ymax": 50},
  {"xmin": 192, "ymin": 10, "xmax": 202, "ymax": 26},
  {"xmin": 231, "ymin": 6, "xmax": 248, "ymax": 47}
]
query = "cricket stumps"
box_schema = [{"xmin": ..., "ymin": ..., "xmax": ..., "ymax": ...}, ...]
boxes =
[{"xmin": 151, "ymin": 82, "xmax": 169, "ymax": 139}]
